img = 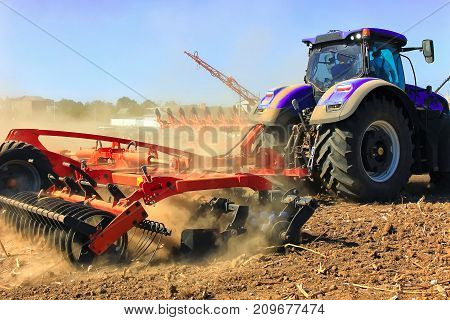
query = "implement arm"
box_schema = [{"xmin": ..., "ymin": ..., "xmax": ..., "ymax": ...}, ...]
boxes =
[{"xmin": 184, "ymin": 51, "xmax": 259, "ymax": 106}]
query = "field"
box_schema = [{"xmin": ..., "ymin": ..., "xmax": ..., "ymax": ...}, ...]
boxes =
[{"xmin": 1, "ymin": 176, "xmax": 448, "ymax": 300}]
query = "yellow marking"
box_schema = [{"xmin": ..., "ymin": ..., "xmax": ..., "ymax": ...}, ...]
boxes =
[{"xmin": 136, "ymin": 176, "xmax": 144, "ymax": 186}]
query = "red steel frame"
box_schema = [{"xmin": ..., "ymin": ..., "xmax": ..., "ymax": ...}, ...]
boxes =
[{"xmin": 5, "ymin": 128, "xmax": 288, "ymax": 256}]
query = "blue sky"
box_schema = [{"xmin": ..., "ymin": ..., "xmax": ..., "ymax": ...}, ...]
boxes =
[{"xmin": 0, "ymin": 0, "xmax": 449, "ymax": 105}]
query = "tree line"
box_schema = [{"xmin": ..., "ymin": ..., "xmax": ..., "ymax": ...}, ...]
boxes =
[{"xmin": 55, "ymin": 97, "xmax": 158, "ymax": 120}]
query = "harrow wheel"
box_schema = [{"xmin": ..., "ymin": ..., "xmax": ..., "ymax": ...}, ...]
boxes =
[
  {"xmin": 0, "ymin": 141, "xmax": 53, "ymax": 196},
  {"xmin": 65, "ymin": 211, "xmax": 128, "ymax": 268},
  {"xmin": 1, "ymin": 190, "xmax": 171, "ymax": 268},
  {"xmin": 0, "ymin": 192, "xmax": 130, "ymax": 268}
]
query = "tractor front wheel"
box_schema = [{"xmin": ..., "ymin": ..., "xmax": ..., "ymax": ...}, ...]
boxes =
[{"xmin": 315, "ymin": 96, "xmax": 413, "ymax": 202}]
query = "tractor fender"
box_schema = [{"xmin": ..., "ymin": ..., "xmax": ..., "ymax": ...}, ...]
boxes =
[
  {"xmin": 310, "ymin": 78, "xmax": 411, "ymax": 125},
  {"xmin": 250, "ymin": 84, "xmax": 315, "ymax": 126}
]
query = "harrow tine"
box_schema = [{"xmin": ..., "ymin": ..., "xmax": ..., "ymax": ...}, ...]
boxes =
[
  {"xmin": 59, "ymin": 204, "xmax": 97, "ymax": 253},
  {"xmin": 133, "ymin": 231, "xmax": 157, "ymax": 261},
  {"xmin": 127, "ymin": 227, "xmax": 138, "ymax": 244},
  {"xmin": 10, "ymin": 193, "xmax": 34, "ymax": 235},
  {"xmin": 35, "ymin": 197, "xmax": 76, "ymax": 251},
  {"xmin": 37, "ymin": 198, "xmax": 67, "ymax": 250},
  {"xmin": 17, "ymin": 193, "xmax": 44, "ymax": 238},
  {"xmin": 145, "ymin": 233, "xmax": 163, "ymax": 266},
  {"xmin": 134, "ymin": 220, "xmax": 171, "ymax": 261},
  {"xmin": 131, "ymin": 229, "xmax": 151, "ymax": 260},
  {"xmin": 126, "ymin": 219, "xmax": 171, "ymax": 262}
]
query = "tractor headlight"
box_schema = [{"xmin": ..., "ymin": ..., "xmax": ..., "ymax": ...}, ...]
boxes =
[{"xmin": 326, "ymin": 104, "xmax": 342, "ymax": 112}]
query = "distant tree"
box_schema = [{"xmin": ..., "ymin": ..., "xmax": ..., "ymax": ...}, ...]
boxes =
[
  {"xmin": 85, "ymin": 100, "xmax": 115, "ymax": 120},
  {"xmin": 116, "ymin": 97, "xmax": 137, "ymax": 109},
  {"xmin": 141, "ymin": 99, "xmax": 158, "ymax": 109},
  {"xmin": 116, "ymin": 96, "xmax": 143, "ymax": 117},
  {"xmin": 56, "ymin": 99, "xmax": 86, "ymax": 118},
  {"xmin": 164, "ymin": 100, "xmax": 178, "ymax": 108}
]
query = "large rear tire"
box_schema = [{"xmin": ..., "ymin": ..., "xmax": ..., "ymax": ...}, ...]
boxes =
[{"xmin": 315, "ymin": 96, "xmax": 413, "ymax": 202}]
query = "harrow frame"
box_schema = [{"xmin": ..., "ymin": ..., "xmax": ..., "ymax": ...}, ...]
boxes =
[{"xmin": 0, "ymin": 128, "xmax": 314, "ymax": 267}]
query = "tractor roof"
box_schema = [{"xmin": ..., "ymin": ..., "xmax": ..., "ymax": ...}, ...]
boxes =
[{"xmin": 302, "ymin": 28, "xmax": 407, "ymax": 47}]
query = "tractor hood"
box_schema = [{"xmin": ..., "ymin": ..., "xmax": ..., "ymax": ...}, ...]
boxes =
[{"xmin": 250, "ymin": 84, "xmax": 316, "ymax": 126}]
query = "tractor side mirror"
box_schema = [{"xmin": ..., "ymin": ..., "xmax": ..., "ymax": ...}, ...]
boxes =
[
  {"xmin": 422, "ymin": 39, "xmax": 434, "ymax": 63},
  {"xmin": 292, "ymin": 99, "xmax": 299, "ymax": 111}
]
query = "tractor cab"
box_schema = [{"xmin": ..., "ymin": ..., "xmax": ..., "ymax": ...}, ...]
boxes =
[
  {"xmin": 303, "ymin": 28, "xmax": 408, "ymax": 92},
  {"xmin": 303, "ymin": 28, "xmax": 435, "ymax": 95}
]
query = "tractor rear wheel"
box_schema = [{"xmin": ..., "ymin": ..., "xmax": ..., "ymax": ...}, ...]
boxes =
[
  {"xmin": 315, "ymin": 96, "xmax": 413, "ymax": 202},
  {"xmin": 0, "ymin": 141, "xmax": 53, "ymax": 196}
]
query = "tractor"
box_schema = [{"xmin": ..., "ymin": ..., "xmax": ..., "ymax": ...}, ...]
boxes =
[{"xmin": 252, "ymin": 27, "xmax": 450, "ymax": 201}]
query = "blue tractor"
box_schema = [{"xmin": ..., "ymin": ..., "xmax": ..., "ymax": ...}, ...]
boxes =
[{"xmin": 252, "ymin": 28, "xmax": 450, "ymax": 201}]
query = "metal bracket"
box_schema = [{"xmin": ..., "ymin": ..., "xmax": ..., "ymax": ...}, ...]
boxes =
[
  {"xmin": 222, "ymin": 204, "xmax": 249, "ymax": 237},
  {"xmin": 79, "ymin": 180, "xmax": 103, "ymax": 201},
  {"xmin": 107, "ymin": 183, "xmax": 126, "ymax": 204},
  {"xmin": 88, "ymin": 202, "xmax": 147, "ymax": 255},
  {"xmin": 284, "ymin": 197, "xmax": 318, "ymax": 243},
  {"xmin": 62, "ymin": 177, "xmax": 83, "ymax": 195}
]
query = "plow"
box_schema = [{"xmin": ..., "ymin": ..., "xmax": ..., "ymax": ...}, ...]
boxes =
[
  {"xmin": 152, "ymin": 50, "xmax": 258, "ymax": 131},
  {"xmin": 155, "ymin": 105, "xmax": 251, "ymax": 130},
  {"xmin": 1, "ymin": 27, "xmax": 450, "ymax": 269}
]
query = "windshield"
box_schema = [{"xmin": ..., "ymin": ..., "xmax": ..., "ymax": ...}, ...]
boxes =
[{"xmin": 306, "ymin": 42, "xmax": 363, "ymax": 91}]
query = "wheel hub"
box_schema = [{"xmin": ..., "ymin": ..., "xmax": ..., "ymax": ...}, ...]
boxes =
[
  {"xmin": 0, "ymin": 160, "xmax": 41, "ymax": 196},
  {"xmin": 377, "ymin": 146, "xmax": 384, "ymax": 156},
  {"xmin": 361, "ymin": 120, "xmax": 400, "ymax": 183}
]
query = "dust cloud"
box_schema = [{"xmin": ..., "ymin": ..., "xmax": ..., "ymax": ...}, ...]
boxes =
[{"xmin": 0, "ymin": 222, "xmax": 72, "ymax": 288}]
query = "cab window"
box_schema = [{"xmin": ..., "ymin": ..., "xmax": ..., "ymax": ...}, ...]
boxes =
[{"xmin": 368, "ymin": 41, "xmax": 405, "ymax": 89}]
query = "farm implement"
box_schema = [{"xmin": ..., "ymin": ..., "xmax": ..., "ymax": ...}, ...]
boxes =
[
  {"xmin": 153, "ymin": 50, "xmax": 257, "ymax": 131},
  {"xmin": 0, "ymin": 129, "xmax": 317, "ymax": 268},
  {"xmin": 155, "ymin": 105, "xmax": 250, "ymax": 130}
]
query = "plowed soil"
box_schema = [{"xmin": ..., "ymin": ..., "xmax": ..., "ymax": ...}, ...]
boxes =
[{"xmin": 0, "ymin": 176, "xmax": 449, "ymax": 300}]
